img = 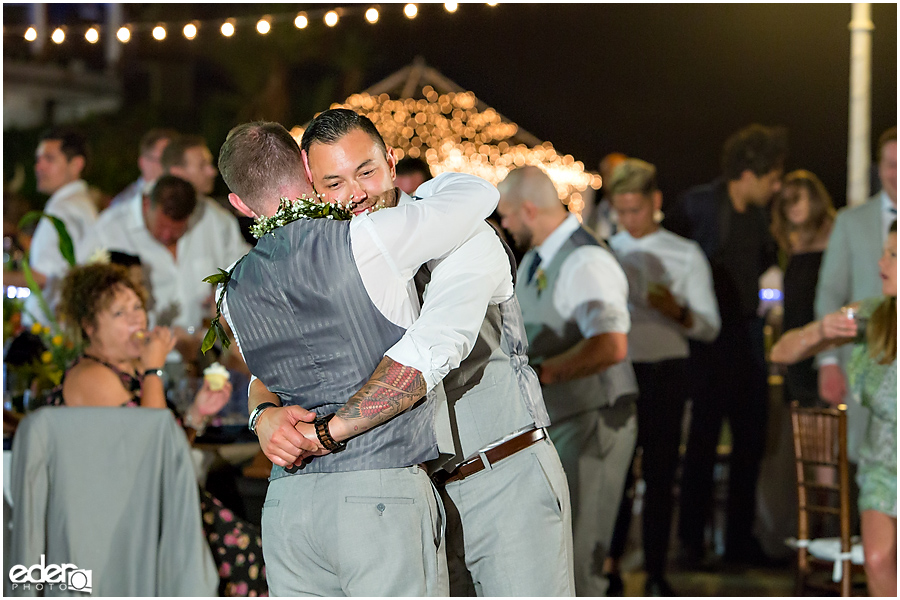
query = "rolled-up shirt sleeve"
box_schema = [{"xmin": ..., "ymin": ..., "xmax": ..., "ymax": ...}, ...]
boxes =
[
  {"xmin": 386, "ymin": 222, "xmax": 514, "ymax": 390},
  {"xmin": 555, "ymin": 246, "xmax": 631, "ymax": 338}
]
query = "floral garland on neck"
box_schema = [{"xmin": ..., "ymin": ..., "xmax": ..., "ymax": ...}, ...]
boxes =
[
  {"xmin": 249, "ymin": 194, "xmax": 353, "ymax": 239},
  {"xmin": 201, "ymin": 194, "xmax": 380, "ymax": 354}
]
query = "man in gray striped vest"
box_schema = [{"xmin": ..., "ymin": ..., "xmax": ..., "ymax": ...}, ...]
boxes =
[
  {"xmin": 218, "ymin": 120, "xmax": 500, "ymax": 596},
  {"xmin": 497, "ymin": 165, "xmax": 638, "ymax": 596},
  {"xmin": 251, "ymin": 108, "xmax": 575, "ymax": 596}
]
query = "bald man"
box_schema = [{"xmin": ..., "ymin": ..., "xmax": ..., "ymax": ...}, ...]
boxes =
[{"xmin": 497, "ymin": 166, "xmax": 638, "ymax": 596}]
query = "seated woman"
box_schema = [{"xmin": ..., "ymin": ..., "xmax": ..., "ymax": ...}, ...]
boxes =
[
  {"xmin": 771, "ymin": 221, "xmax": 896, "ymax": 597},
  {"xmin": 50, "ymin": 262, "xmax": 267, "ymax": 597}
]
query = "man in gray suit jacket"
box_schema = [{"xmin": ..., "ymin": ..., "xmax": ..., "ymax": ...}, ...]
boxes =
[{"xmin": 815, "ymin": 126, "xmax": 896, "ymax": 461}]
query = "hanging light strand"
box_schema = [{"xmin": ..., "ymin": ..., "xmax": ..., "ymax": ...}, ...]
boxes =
[{"xmin": 14, "ymin": 3, "xmax": 480, "ymax": 44}]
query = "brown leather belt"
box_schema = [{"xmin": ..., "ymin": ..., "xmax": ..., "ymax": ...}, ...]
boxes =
[{"xmin": 431, "ymin": 427, "xmax": 546, "ymax": 486}]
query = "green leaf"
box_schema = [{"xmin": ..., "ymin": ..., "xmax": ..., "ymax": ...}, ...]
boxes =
[
  {"xmin": 19, "ymin": 258, "xmax": 55, "ymax": 324},
  {"xmin": 201, "ymin": 323, "xmax": 218, "ymax": 355},
  {"xmin": 215, "ymin": 321, "xmax": 231, "ymax": 350},
  {"xmin": 19, "ymin": 211, "xmax": 76, "ymax": 266}
]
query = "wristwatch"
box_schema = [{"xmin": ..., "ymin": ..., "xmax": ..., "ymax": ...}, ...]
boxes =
[
  {"xmin": 248, "ymin": 402, "xmax": 278, "ymax": 434},
  {"xmin": 143, "ymin": 368, "xmax": 165, "ymax": 379}
]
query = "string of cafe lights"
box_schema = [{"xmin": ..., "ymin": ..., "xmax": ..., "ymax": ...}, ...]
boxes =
[{"xmin": 17, "ymin": 3, "xmax": 499, "ymax": 45}]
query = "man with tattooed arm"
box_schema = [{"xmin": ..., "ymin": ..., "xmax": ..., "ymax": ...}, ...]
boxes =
[{"xmin": 216, "ymin": 119, "xmax": 502, "ymax": 596}]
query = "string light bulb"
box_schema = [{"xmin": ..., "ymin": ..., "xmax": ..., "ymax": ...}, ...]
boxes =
[
  {"xmin": 221, "ymin": 20, "xmax": 235, "ymax": 37},
  {"xmin": 51, "ymin": 27, "xmax": 65, "ymax": 44},
  {"xmin": 116, "ymin": 26, "xmax": 131, "ymax": 43},
  {"xmin": 404, "ymin": 4, "xmax": 418, "ymax": 18},
  {"xmin": 365, "ymin": 8, "xmax": 379, "ymax": 23},
  {"xmin": 152, "ymin": 25, "xmax": 166, "ymax": 40},
  {"xmin": 294, "ymin": 13, "xmax": 308, "ymax": 29},
  {"xmin": 183, "ymin": 23, "xmax": 197, "ymax": 39},
  {"xmin": 256, "ymin": 17, "xmax": 271, "ymax": 35},
  {"xmin": 324, "ymin": 11, "xmax": 339, "ymax": 27},
  {"xmin": 85, "ymin": 27, "xmax": 99, "ymax": 44},
  {"xmin": 445, "ymin": 3, "xmax": 458, "ymax": 12},
  {"xmin": 24, "ymin": 27, "xmax": 37, "ymax": 42},
  {"xmin": 487, "ymin": 1, "xmax": 498, "ymax": 5}
]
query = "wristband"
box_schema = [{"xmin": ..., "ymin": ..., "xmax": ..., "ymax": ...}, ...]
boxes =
[
  {"xmin": 143, "ymin": 368, "xmax": 165, "ymax": 379},
  {"xmin": 248, "ymin": 402, "xmax": 278, "ymax": 434},
  {"xmin": 314, "ymin": 413, "xmax": 347, "ymax": 452}
]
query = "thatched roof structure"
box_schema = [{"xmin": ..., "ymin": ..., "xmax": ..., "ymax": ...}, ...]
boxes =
[{"xmin": 292, "ymin": 57, "xmax": 599, "ymax": 215}]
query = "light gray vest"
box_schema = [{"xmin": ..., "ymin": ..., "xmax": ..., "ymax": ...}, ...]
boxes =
[
  {"xmin": 517, "ymin": 226, "xmax": 638, "ymax": 422},
  {"xmin": 226, "ymin": 218, "xmax": 438, "ymax": 477},
  {"xmin": 415, "ymin": 244, "xmax": 550, "ymax": 470}
]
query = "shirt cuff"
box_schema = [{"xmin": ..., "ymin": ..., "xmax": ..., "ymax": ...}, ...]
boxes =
[
  {"xmin": 384, "ymin": 340, "xmax": 452, "ymax": 392},
  {"xmin": 816, "ymin": 355, "xmax": 840, "ymax": 368}
]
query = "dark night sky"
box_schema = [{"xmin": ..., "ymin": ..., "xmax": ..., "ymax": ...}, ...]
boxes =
[{"xmin": 5, "ymin": 3, "xmax": 898, "ymax": 207}]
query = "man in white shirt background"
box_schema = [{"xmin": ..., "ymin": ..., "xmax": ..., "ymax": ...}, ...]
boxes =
[
  {"xmin": 24, "ymin": 128, "xmax": 98, "ymax": 325},
  {"xmin": 108, "ymin": 128, "xmax": 178, "ymax": 208},
  {"xmin": 246, "ymin": 110, "xmax": 575, "ymax": 596},
  {"xmin": 604, "ymin": 159, "xmax": 721, "ymax": 596},
  {"xmin": 79, "ymin": 133, "xmax": 250, "ymax": 369},
  {"xmin": 497, "ymin": 165, "xmax": 635, "ymax": 596}
]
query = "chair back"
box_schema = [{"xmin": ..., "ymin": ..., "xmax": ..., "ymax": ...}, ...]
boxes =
[
  {"xmin": 789, "ymin": 402, "xmax": 854, "ymax": 596},
  {"xmin": 7, "ymin": 406, "xmax": 218, "ymax": 597}
]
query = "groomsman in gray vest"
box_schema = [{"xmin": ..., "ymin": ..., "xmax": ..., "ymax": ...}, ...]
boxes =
[
  {"xmin": 497, "ymin": 165, "xmax": 638, "ymax": 597},
  {"xmin": 816, "ymin": 126, "xmax": 897, "ymax": 461},
  {"xmin": 250, "ymin": 109, "xmax": 575, "ymax": 596},
  {"xmin": 217, "ymin": 120, "xmax": 502, "ymax": 596}
]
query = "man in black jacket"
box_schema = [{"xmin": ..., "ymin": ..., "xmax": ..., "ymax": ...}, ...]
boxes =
[{"xmin": 664, "ymin": 124, "xmax": 785, "ymax": 567}]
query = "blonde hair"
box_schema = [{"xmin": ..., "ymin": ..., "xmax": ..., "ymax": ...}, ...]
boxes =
[
  {"xmin": 607, "ymin": 158, "xmax": 658, "ymax": 197},
  {"xmin": 770, "ymin": 170, "xmax": 835, "ymax": 252},
  {"xmin": 867, "ymin": 296, "xmax": 897, "ymax": 364}
]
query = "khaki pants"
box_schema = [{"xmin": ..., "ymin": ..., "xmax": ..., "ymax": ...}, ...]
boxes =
[{"xmin": 261, "ymin": 466, "xmax": 447, "ymax": 596}]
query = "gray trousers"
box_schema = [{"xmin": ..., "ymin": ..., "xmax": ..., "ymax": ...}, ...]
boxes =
[
  {"xmin": 440, "ymin": 437, "xmax": 576, "ymax": 596},
  {"xmin": 549, "ymin": 400, "xmax": 637, "ymax": 596},
  {"xmin": 261, "ymin": 465, "xmax": 447, "ymax": 596}
]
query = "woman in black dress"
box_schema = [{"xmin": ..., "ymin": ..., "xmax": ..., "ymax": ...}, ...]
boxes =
[{"xmin": 770, "ymin": 170, "xmax": 835, "ymax": 406}]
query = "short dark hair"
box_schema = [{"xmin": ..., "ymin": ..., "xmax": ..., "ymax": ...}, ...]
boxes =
[
  {"xmin": 218, "ymin": 121, "xmax": 305, "ymax": 214},
  {"xmin": 139, "ymin": 128, "xmax": 179, "ymax": 156},
  {"xmin": 161, "ymin": 134, "xmax": 207, "ymax": 171},
  {"xmin": 149, "ymin": 174, "xmax": 197, "ymax": 221},
  {"xmin": 396, "ymin": 157, "xmax": 432, "ymax": 180},
  {"xmin": 300, "ymin": 108, "xmax": 387, "ymax": 158},
  {"xmin": 39, "ymin": 127, "xmax": 90, "ymax": 168},
  {"xmin": 877, "ymin": 126, "xmax": 897, "ymax": 163},
  {"xmin": 109, "ymin": 251, "xmax": 142, "ymax": 268},
  {"xmin": 721, "ymin": 124, "xmax": 788, "ymax": 181}
]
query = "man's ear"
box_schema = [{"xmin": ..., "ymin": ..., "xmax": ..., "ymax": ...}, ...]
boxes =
[
  {"xmin": 301, "ymin": 149, "xmax": 314, "ymax": 189},
  {"xmin": 69, "ymin": 155, "xmax": 86, "ymax": 178},
  {"xmin": 228, "ymin": 192, "xmax": 258, "ymax": 218},
  {"xmin": 652, "ymin": 190, "xmax": 663, "ymax": 212},
  {"xmin": 386, "ymin": 147, "xmax": 397, "ymax": 181},
  {"xmin": 521, "ymin": 200, "xmax": 539, "ymax": 222}
]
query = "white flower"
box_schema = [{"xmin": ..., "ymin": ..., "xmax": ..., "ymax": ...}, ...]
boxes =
[{"xmin": 87, "ymin": 248, "xmax": 111, "ymax": 264}]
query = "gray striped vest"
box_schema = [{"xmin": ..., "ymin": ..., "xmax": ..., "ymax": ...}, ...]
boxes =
[
  {"xmin": 516, "ymin": 226, "xmax": 638, "ymax": 422},
  {"xmin": 225, "ymin": 218, "xmax": 438, "ymax": 477}
]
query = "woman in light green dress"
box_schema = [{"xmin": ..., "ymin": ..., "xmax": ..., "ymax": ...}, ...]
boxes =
[{"xmin": 771, "ymin": 221, "xmax": 896, "ymax": 596}]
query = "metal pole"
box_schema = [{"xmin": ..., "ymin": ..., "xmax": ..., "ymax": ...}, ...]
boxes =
[
  {"xmin": 847, "ymin": 3, "xmax": 874, "ymax": 207},
  {"xmin": 105, "ymin": 4, "xmax": 124, "ymax": 70},
  {"xmin": 29, "ymin": 3, "xmax": 47, "ymax": 57}
]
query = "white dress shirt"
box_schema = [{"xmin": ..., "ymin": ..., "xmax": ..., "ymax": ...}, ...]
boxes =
[
  {"xmin": 536, "ymin": 214, "xmax": 630, "ymax": 337},
  {"xmin": 79, "ymin": 194, "xmax": 251, "ymax": 331},
  {"xmin": 610, "ymin": 228, "xmax": 721, "ymax": 363},
  {"xmin": 26, "ymin": 180, "xmax": 98, "ymax": 325},
  {"xmin": 223, "ymin": 172, "xmax": 505, "ymax": 391}
]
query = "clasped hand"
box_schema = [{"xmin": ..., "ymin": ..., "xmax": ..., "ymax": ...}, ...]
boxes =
[{"xmin": 256, "ymin": 405, "xmax": 331, "ymax": 468}]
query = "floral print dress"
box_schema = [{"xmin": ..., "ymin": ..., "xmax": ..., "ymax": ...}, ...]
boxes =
[
  {"xmin": 47, "ymin": 355, "xmax": 268, "ymax": 596},
  {"xmin": 848, "ymin": 299, "xmax": 897, "ymax": 518}
]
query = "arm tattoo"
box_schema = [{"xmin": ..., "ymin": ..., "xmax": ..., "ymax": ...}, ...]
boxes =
[{"xmin": 335, "ymin": 357, "xmax": 427, "ymax": 433}]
